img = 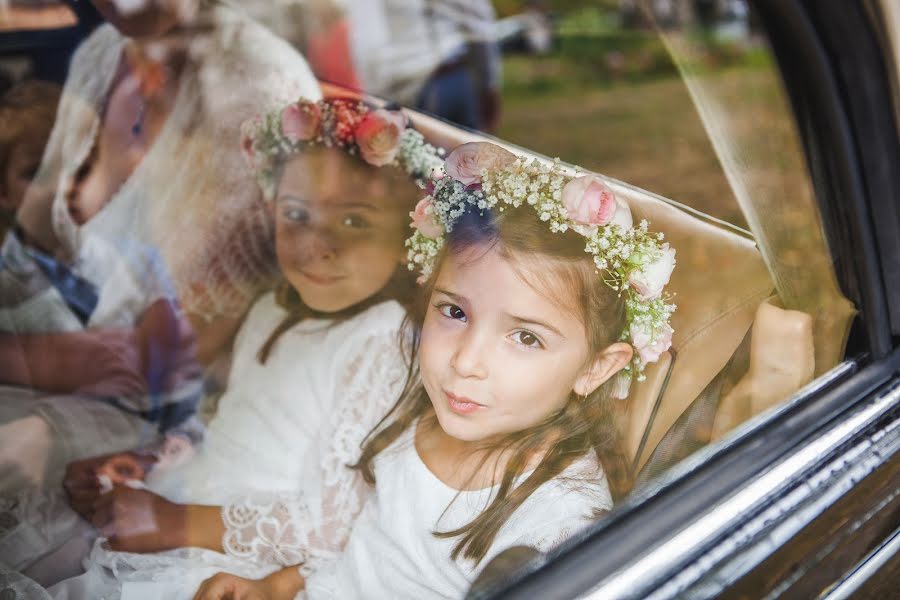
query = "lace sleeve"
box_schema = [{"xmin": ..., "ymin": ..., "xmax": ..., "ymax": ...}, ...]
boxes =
[{"xmin": 220, "ymin": 326, "xmax": 408, "ymax": 572}]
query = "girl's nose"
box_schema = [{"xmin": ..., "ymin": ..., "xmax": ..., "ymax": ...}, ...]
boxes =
[
  {"xmin": 298, "ymin": 228, "xmax": 339, "ymax": 262},
  {"xmin": 450, "ymin": 328, "xmax": 489, "ymax": 380}
]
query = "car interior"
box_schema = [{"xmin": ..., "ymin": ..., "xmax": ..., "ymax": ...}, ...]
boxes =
[{"xmin": 1, "ymin": 1, "xmax": 883, "ymax": 598}]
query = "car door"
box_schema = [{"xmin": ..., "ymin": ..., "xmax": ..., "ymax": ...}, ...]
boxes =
[{"xmin": 460, "ymin": 1, "xmax": 900, "ymax": 597}]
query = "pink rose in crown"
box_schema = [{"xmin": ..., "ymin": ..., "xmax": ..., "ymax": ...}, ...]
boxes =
[
  {"xmin": 444, "ymin": 142, "xmax": 517, "ymax": 187},
  {"xmin": 281, "ymin": 100, "xmax": 321, "ymax": 143},
  {"xmin": 562, "ymin": 176, "xmax": 617, "ymax": 226},
  {"xmin": 631, "ymin": 322, "xmax": 674, "ymax": 365},
  {"xmin": 628, "ymin": 243, "xmax": 676, "ymax": 301},
  {"xmin": 355, "ymin": 109, "xmax": 406, "ymax": 166},
  {"xmin": 410, "ymin": 198, "xmax": 442, "ymax": 238}
]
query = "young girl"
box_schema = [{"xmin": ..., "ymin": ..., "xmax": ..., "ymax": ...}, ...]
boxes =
[
  {"xmin": 192, "ymin": 142, "xmax": 677, "ymax": 599},
  {"xmin": 47, "ymin": 98, "xmax": 444, "ymax": 599}
]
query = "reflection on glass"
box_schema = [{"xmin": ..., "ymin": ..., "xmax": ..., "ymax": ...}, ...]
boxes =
[
  {"xmin": 0, "ymin": 1, "xmax": 77, "ymax": 32},
  {"xmin": 0, "ymin": 1, "xmax": 858, "ymax": 598}
]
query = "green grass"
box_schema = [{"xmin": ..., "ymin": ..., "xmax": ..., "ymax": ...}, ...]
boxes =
[{"xmin": 496, "ymin": 61, "xmax": 812, "ymax": 230}]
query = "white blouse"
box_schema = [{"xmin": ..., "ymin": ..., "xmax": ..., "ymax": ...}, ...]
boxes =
[{"xmin": 303, "ymin": 424, "xmax": 613, "ymax": 600}]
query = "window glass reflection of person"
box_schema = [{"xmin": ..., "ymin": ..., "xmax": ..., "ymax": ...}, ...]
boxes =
[
  {"xmin": 0, "ymin": 0, "xmax": 321, "ymax": 587},
  {"xmin": 342, "ymin": 0, "xmax": 502, "ymax": 131},
  {"xmin": 50, "ymin": 100, "xmax": 429, "ymax": 600}
]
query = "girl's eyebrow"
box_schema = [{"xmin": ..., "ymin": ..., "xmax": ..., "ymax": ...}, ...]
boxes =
[
  {"xmin": 433, "ymin": 287, "xmax": 467, "ymax": 303},
  {"xmin": 331, "ymin": 201, "xmax": 379, "ymax": 211},
  {"xmin": 507, "ymin": 313, "xmax": 565, "ymax": 338},
  {"xmin": 278, "ymin": 196, "xmax": 381, "ymax": 214}
]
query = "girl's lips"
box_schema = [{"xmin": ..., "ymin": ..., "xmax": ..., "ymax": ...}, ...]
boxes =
[
  {"xmin": 299, "ymin": 270, "xmax": 346, "ymax": 285},
  {"xmin": 445, "ymin": 390, "xmax": 485, "ymax": 415}
]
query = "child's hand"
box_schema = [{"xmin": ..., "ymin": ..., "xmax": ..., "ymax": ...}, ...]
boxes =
[
  {"xmin": 63, "ymin": 451, "xmax": 156, "ymax": 519},
  {"xmin": 90, "ymin": 485, "xmax": 186, "ymax": 553},
  {"xmin": 192, "ymin": 572, "xmax": 275, "ymax": 600},
  {"xmin": 95, "ymin": 451, "xmax": 157, "ymax": 485},
  {"xmin": 193, "ymin": 568, "xmax": 305, "ymax": 600}
]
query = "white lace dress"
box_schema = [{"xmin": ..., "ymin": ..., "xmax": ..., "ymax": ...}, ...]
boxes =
[
  {"xmin": 49, "ymin": 293, "xmax": 409, "ymax": 600},
  {"xmin": 303, "ymin": 423, "xmax": 613, "ymax": 600}
]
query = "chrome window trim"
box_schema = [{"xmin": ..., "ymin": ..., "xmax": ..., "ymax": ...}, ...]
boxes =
[
  {"xmin": 625, "ymin": 360, "xmax": 857, "ymax": 506},
  {"xmin": 822, "ymin": 524, "xmax": 900, "ymax": 599},
  {"xmin": 581, "ymin": 378, "xmax": 900, "ymax": 600}
]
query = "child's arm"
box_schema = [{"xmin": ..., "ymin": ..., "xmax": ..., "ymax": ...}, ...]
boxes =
[
  {"xmin": 85, "ymin": 485, "xmax": 225, "ymax": 554},
  {"xmin": 0, "ymin": 328, "xmax": 146, "ymax": 395},
  {"xmin": 192, "ymin": 567, "xmax": 305, "ymax": 600},
  {"xmin": 0, "ymin": 297, "xmax": 199, "ymax": 397}
]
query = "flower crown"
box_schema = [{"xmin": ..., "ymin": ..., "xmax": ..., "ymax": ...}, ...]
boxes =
[
  {"xmin": 241, "ymin": 97, "xmax": 445, "ymax": 200},
  {"xmin": 406, "ymin": 143, "xmax": 676, "ymax": 398}
]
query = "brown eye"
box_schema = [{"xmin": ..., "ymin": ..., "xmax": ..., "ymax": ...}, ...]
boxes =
[
  {"xmin": 438, "ymin": 303, "xmax": 467, "ymax": 322},
  {"xmin": 342, "ymin": 215, "xmax": 369, "ymax": 229},
  {"xmin": 514, "ymin": 331, "xmax": 543, "ymax": 349},
  {"xmin": 283, "ymin": 207, "xmax": 310, "ymax": 223}
]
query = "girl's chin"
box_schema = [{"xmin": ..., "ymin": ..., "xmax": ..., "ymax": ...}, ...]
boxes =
[
  {"xmin": 290, "ymin": 285, "xmax": 357, "ymax": 313},
  {"xmin": 432, "ymin": 407, "xmax": 494, "ymax": 443}
]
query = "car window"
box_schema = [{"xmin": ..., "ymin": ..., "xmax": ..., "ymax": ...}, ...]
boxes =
[{"xmin": 0, "ymin": 1, "xmax": 860, "ymax": 598}]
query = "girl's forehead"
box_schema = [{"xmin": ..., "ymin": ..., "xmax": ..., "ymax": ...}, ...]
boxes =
[
  {"xmin": 439, "ymin": 244, "xmax": 586, "ymax": 320},
  {"xmin": 280, "ymin": 152, "xmax": 413, "ymax": 209}
]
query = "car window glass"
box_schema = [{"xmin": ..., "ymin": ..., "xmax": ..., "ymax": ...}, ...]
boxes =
[{"xmin": 0, "ymin": 1, "xmax": 860, "ymax": 598}]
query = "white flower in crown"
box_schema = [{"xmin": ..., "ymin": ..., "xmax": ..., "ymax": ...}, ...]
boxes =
[
  {"xmin": 628, "ymin": 242, "xmax": 676, "ymax": 301},
  {"xmin": 406, "ymin": 142, "xmax": 677, "ymax": 394}
]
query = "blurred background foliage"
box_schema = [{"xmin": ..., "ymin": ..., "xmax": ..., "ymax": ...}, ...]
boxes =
[{"xmin": 492, "ymin": 2, "xmax": 803, "ymax": 229}]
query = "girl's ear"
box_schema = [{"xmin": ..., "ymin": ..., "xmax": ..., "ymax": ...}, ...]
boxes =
[{"xmin": 573, "ymin": 342, "xmax": 634, "ymax": 397}]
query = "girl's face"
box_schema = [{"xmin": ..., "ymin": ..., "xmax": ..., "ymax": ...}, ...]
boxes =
[
  {"xmin": 418, "ymin": 244, "xmax": 632, "ymax": 443},
  {"xmin": 274, "ymin": 150, "xmax": 411, "ymax": 313}
]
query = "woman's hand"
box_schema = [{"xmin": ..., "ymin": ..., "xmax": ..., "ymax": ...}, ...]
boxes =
[
  {"xmin": 193, "ymin": 568, "xmax": 305, "ymax": 600},
  {"xmin": 91, "ymin": 485, "xmax": 187, "ymax": 553}
]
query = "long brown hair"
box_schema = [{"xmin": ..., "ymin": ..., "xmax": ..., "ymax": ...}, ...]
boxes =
[
  {"xmin": 257, "ymin": 147, "xmax": 420, "ymax": 363},
  {"xmin": 352, "ymin": 204, "xmax": 631, "ymax": 565}
]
